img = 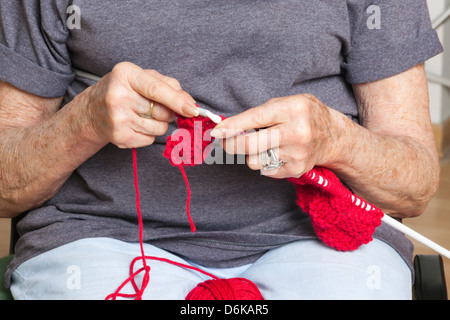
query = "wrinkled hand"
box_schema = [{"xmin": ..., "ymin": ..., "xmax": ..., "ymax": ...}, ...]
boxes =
[
  {"xmin": 86, "ymin": 62, "xmax": 199, "ymax": 149},
  {"xmin": 211, "ymin": 94, "xmax": 343, "ymax": 179}
]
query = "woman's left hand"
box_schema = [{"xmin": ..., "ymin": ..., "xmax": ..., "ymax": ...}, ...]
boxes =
[{"xmin": 210, "ymin": 94, "xmax": 345, "ymax": 179}]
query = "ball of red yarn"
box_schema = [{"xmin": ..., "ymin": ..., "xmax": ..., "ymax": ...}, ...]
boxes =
[{"xmin": 186, "ymin": 278, "xmax": 264, "ymax": 300}]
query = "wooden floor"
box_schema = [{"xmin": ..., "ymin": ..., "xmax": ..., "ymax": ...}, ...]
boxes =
[{"xmin": 1, "ymin": 156, "xmax": 449, "ymax": 297}]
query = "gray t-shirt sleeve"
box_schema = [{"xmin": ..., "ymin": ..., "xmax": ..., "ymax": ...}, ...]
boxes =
[
  {"xmin": 0, "ymin": 0, "xmax": 74, "ymax": 97},
  {"xmin": 343, "ymin": 0, "xmax": 443, "ymax": 84}
]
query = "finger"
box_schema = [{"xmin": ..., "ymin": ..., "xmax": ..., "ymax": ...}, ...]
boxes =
[
  {"xmin": 211, "ymin": 101, "xmax": 284, "ymax": 139},
  {"xmin": 246, "ymin": 147, "xmax": 287, "ymax": 177},
  {"xmin": 126, "ymin": 64, "xmax": 199, "ymax": 117},
  {"xmin": 148, "ymin": 104, "xmax": 176, "ymax": 122},
  {"xmin": 143, "ymin": 70, "xmax": 183, "ymax": 91},
  {"xmin": 133, "ymin": 98, "xmax": 176, "ymax": 122},
  {"xmin": 220, "ymin": 127, "xmax": 282, "ymax": 155},
  {"xmin": 260, "ymin": 146, "xmax": 312, "ymax": 179},
  {"xmin": 131, "ymin": 116, "xmax": 170, "ymax": 137},
  {"xmin": 131, "ymin": 135, "xmax": 156, "ymax": 149},
  {"xmin": 112, "ymin": 127, "xmax": 156, "ymax": 150}
]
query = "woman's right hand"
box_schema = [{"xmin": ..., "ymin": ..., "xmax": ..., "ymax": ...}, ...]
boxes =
[
  {"xmin": 85, "ymin": 62, "xmax": 199, "ymax": 149},
  {"xmin": 0, "ymin": 62, "xmax": 199, "ymax": 217}
]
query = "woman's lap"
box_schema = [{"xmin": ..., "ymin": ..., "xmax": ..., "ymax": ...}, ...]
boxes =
[
  {"xmin": 239, "ymin": 239, "xmax": 412, "ymax": 300},
  {"xmin": 10, "ymin": 237, "xmax": 412, "ymax": 300}
]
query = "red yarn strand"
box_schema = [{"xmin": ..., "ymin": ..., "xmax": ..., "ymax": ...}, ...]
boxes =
[
  {"xmin": 132, "ymin": 148, "xmax": 149, "ymax": 272},
  {"xmin": 106, "ymin": 148, "xmax": 150, "ymax": 300},
  {"xmin": 177, "ymin": 164, "xmax": 196, "ymax": 233},
  {"xmin": 134, "ymin": 256, "xmax": 220, "ymax": 281},
  {"xmin": 106, "ymin": 148, "xmax": 220, "ymax": 300}
]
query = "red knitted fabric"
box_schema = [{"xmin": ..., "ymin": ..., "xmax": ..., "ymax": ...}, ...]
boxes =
[
  {"xmin": 288, "ymin": 168, "xmax": 383, "ymax": 251},
  {"xmin": 164, "ymin": 114, "xmax": 224, "ymax": 167}
]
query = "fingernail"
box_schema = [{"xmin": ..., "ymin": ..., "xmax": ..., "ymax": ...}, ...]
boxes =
[
  {"xmin": 211, "ymin": 128, "xmax": 244, "ymax": 138},
  {"xmin": 210, "ymin": 128, "xmax": 227, "ymax": 138},
  {"xmin": 183, "ymin": 104, "xmax": 199, "ymax": 117}
]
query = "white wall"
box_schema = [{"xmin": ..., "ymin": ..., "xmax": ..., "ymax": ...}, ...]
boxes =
[{"xmin": 427, "ymin": 0, "xmax": 450, "ymax": 125}]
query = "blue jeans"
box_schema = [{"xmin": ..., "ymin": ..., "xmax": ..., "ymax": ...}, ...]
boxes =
[{"xmin": 10, "ymin": 238, "xmax": 412, "ymax": 300}]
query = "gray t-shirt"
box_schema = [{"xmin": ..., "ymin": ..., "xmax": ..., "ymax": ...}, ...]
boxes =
[{"xmin": 1, "ymin": 0, "xmax": 442, "ymax": 287}]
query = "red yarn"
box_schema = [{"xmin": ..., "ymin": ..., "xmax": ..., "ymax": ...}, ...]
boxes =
[
  {"xmin": 106, "ymin": 148, "xmax": 150, "ymax": 300},
  {"xmin": 186, "ymin": 278, "xmax": 264, "ymax": 300},
  {"xmin": 106, "ymin": 147, "xmax": 263, "ymax": 300}
]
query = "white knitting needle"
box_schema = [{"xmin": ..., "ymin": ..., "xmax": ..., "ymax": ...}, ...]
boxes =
[
  {"xmin": 197, "ymin": 107, "xmax": 222, "ymax": 124},
  {"xmin": 75, "ymin": 69, "xmax": 102, "ymax": 82},
  {"xmin": 382, "ymin": 214, "xmax": 450, "ymax": 259}
]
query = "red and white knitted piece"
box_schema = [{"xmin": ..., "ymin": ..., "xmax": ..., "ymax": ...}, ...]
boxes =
[{"xmin": 288, "ymin": 167, "xmax": 383, "ymax": 251}]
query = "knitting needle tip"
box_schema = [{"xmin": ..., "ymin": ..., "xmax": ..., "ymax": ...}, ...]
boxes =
[{"xmin": 196, "ymin": 107, "xmax": 222, "ymax": 124}]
